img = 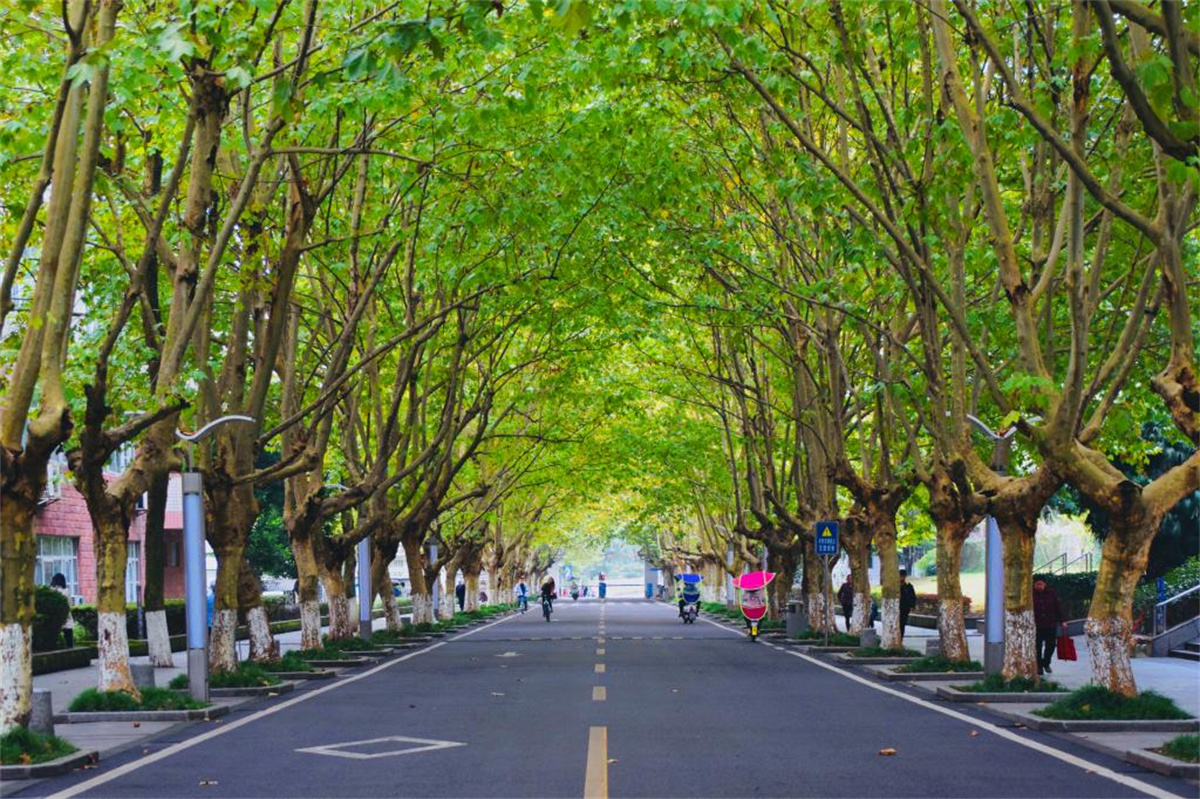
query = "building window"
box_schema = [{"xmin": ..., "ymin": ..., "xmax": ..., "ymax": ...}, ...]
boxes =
[
  {"xmin": 35, "ymin": 535, "xmax": 80, "ymax": 603},
  {"xmin": 125, "ymin": 542, "xmax": 141, "ymax": 604}
]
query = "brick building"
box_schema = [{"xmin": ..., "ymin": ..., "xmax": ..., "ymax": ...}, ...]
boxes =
[{"xmin": 32, "ymin": 456, "xmax": 185, "ymax": 606}]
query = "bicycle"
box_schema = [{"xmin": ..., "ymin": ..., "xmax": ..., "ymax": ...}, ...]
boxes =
[
  {"xmin": 518, "ymin": 595, "xmax": 528, "ymax": 614},
  {"xmin": 542, "ymin": 596, "xmax": 553, "ymax": 622}
]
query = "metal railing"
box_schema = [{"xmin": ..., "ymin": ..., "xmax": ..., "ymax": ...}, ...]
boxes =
[
  {"xmin": 1034, "ymin": 552, "xmax": 1094, "ymax": 576},
  {"xmin": 1152, "ymin": 584, "xmax": 1200, "ymax": 638}
]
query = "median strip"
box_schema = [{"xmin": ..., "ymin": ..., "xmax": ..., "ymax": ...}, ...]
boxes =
[{"xmin": 584, "ymin": 726, "xmax": 608, "ymax": 799}]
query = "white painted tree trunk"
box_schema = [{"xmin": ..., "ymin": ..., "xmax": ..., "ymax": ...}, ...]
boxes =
[
  {"xmin": 1086, "ymin": 616, "xmax": 1136, "ymax": 695},
  {"xmin": 209, "ymin": 609, "xmax": 238, "ymax": 672},
  {"xmin": 851, "ymin": 593, "xmax": 871, "ymax": 634},
  {"xmin": 381, "ymin": 591, "xmax": 403, "ymax": 631},
  {"xmin": 327, "ymin": 595, "xmax": 351, "ymax": 640},
  {"xmin": 880, "ymin": 598, "xmax": 901, "ymax": 649},
  {"xmin": 97, "ymin": 611, "xmax": 138, "ymax": 695},
  {"xmin": 300, "ymin": 600, "xmax": 322, "ymax": 650},
  {"xmin": 0, "ymin": 623, "xmax": 32, "ymax": 733},
  {"xmin": 938, "ymin": 599, "xmax": 969, "ymax": 661},
  {"xmin": 440, "ymin": 591, "xmax": 456, "ymax": 620},
  {"xmin": 1004, "ymin": 609, "xmax": 1037, "ymax": 679},
  {"xmin": 411, "ymin": 592, "xmax": 433, "ymax": 624},
  {"xmin": 806, "ymin": 591, "xmax": 824, "ymax": 630},
  {"xmin": 246, "ymin": 606, "xmax": 277, "ymax": 661},
  {"xmin": 145, "ymin": 609, "xmax": 173, "ymax": 667}
]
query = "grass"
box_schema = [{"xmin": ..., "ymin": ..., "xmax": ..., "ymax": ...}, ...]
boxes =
[
  {"xmin": 850, "ymin": 646, "xmax": 920, "ymax": 658},
  {"xmin": 321, "ymin": 636, "xmax": 380, "ymax": 652},
  {"xmin": 0, "ymin": 728, "xmax": 77, "ymax": 765},
  {"xmin": 908, "ymin": 573, "xmax": 986, "ymax": 613},
  {"xmin": 258, "ymin": 652, "xmax": 314, "ymax": 672},
  {"xmin": 954, "ymin": 674, "xmax": 1066, "ymax": 693},
  {"xmin": 1158, "ymin": 734, "xmax": 1199, "ymax": 763},
  {"xmin": 792, "ymin": 632, "xmax": 861, "ymax": 646},
  {"xmin": 897, "ymin": 655, "xmax": 983, "ymax": 673},
  {"xmin": 1033, "ymin": 686, "xmax": 1192, "ymax": 721},
  {"xmin": 294, "ymin": 646, "xmax": 352, "ymax": 661},
  {"xmin": 168, "ymin": 663, "xmax": 281, "ymax": 690},
  {"xmin": 68, "ymin": 687, "xmax": 207, "ymax": 713}
]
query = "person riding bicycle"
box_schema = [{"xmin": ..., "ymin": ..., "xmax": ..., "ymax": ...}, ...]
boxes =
[
  {"xmin": 516, "ymin": 580, "xmax": 529, "ymax": 613},
  {"xmin": 540, "ymin": 578, "xmax": 556, "ymax": 605}
]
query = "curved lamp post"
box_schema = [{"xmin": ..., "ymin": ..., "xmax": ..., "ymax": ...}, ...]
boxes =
[
  {"xmin": 176, "ymin": 415, "xmax": 255, "ymax": 702},
  {"xmin": 967, "ymin": 414, "xmax": 1016, "ymax": 676}
]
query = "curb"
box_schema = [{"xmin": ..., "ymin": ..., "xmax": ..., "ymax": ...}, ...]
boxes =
[
  {"xmin": 188, "ymin": 682, "xmax": 296, "ymax": 698},
  {"xmin": 935, "ymin": 686, "xmax": 1070, "ymax": 703},
  {"xmin": 871, "ymin": 666, "xmax": 981, "ymax": 682},
  {"xmin": 992, "ymin": 708, "xmax": 1200, "ymax": 733},
  {"xmin": 1123, "ymin": 748, "xmax": 1200, "ymax": 779},
  {"xmin": 300, "ymin": 657, "xmax": 371, "ymax": 668},
  {"xmin": 832, "ymin": 653, "xmax": 920, "ymax": 666},
  {"xmin": 265, "ymin": 669, "xmax": 336, "ymax": 680},
  {"xmin": 54, "ymin": 704, "xmax": 230, "ymax": 724},
  {"xmin": 0, "ymin": 749, "xmax": 99, "ymax": 780}
]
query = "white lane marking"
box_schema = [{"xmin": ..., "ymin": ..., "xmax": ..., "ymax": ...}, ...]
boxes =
[
  {"xmin": 296, "ymin": 735, "xmax": 465, "ymax": 760},
  {"xmin": 45, "ymin": 612, "xmax": 518, "ymax": 799},
  {"xmin": 595, "ymin": 664, "xmax": 606, "ymax": 674},
  {"xmin": 764, "ymin": 641, "xmax": 1185, "ymax": 799},
  {"xmin": 592, "ymin": 686, "xmax": 607, "ymax": 701}
]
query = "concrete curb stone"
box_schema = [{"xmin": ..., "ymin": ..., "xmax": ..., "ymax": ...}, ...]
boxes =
[
  {"xmin": 935, "ymin": 685, "xmax": 1070, "ymax": 703},
  {"xmin": 991, "ymin": 707, "xmax": 1200, "ymax": 733},
  {"xmin": 54, "ymin": 704, "xmax": 230, "ymax": 724},
  {"xmin": 0, "ymin": 749, "xmax": 99, "ymax": 780},
  {"xmin": 1123, "ymin": 747, "xmax": 1200, "ymax": 779}
]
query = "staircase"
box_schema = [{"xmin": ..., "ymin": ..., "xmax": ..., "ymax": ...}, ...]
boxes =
[{"xmin": 1169, "ymin": 637, "xmax": 1200, "ymax": 662}]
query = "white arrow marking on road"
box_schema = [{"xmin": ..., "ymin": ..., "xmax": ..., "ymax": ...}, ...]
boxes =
[{"xmin": 296, "ymin": 735, "xmax": 466, "ymax": 760}]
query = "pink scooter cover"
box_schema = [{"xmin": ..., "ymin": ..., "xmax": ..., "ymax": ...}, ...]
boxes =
[{"xmin": 733, "ymin": 570, "xmax": 776, "ymax": 621}]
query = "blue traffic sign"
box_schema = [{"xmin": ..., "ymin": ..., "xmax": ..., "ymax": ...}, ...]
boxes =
[{"xmin": 815, "ymin": 520, "xmax": 839, "ymax": 556}]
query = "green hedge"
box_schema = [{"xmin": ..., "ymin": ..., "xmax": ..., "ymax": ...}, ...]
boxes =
[
  {"xmin": 1031, "ymin": 572, "xmax": 1096, "ymax": 621},
  {"xmin": 33, "ymin": 586, "xmax": 69, "ymax": 652},
  {"xmin": 70, "ymin": 599, "xmax": 187, "ymax": 640},
  {"xmin": 32, "ymin": 646, "xmax": 93, "ymax": 675}
]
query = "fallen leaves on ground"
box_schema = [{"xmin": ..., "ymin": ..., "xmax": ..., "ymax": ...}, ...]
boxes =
[
  {"xmin": 969, "ymin": 731, "xmax": 980, "ymax": 737},
  {"xmin": 490, "ymin": 692, "xmax": 505, "ymax": 697},
  {"xmin": 878, "ymin": 748, "xmax": 897, "ymax": 756},
  {"xmin": 132, "ymin": 722, "xmax": 141, "ymax": 728},
  {"xmin": 199, "ymin": 779, "xmax": 219, "ymax": 786}
]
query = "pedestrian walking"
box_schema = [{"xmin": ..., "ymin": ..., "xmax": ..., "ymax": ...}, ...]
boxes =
[
  {"xmin": 1033, "ymin": 578, "xmax": 1065, "ymax": 675},
  {"xmin": 455, "ymin": 581, "xmax": 466, "ymax": 612},
  {"xmin": 50, "ymin": 573, "xmax": 75, "ymax": 648},
  {"xmin": 837, "ymin": 575, "xmax": 854, "ymax": 631},
  {"xmin": 899, "ymin": 569, "xmax": 917, "ymax": 639}
]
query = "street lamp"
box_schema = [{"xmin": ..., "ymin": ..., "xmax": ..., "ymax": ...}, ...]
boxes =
[
  {"xmin": 967, "ymin": 414, "xmax": 1015, "ymax": 676},
  {"xmin": 176, "ymin": 415, "xmax": 255, "ymax": 703}
]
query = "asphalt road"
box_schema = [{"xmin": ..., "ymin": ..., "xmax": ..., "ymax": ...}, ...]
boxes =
[{"xmin": 14, "ymin": 600, "xmax": 1189, "ymax": 799}]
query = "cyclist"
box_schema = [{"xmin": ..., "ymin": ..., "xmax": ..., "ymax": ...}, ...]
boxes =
[{"xmin": 540, "ymin": 577, "xmax": 556, "ymax": 619}]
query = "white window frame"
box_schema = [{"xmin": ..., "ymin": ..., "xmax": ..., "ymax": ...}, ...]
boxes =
[
  {"xmin": 35, "ymin": 535, "xmax": 81, "ymax": 603},
  {"xmin": 125, "ymin": 541, "xmax": 141, "ymax": 604}
]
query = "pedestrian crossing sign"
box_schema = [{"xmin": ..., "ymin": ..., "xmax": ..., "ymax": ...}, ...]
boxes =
[{"xmin": 815, "ymin": 520, "xmax": 839, "ymax": 556}]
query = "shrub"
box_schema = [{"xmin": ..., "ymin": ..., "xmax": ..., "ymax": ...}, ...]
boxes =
[
  {"xmin": 1033, "ymin": 686, "xmax": 1191, "ymax": 720},
  {"xmin": 321, "ymin": 636, "xmax": 379, "ymax": 652},
  {"xmin": 794, "ymin": 632, "xmax": 860, "ymax": 646},
  {"xmin": 1160, "ymin": 734, "xmax": 1199, "ymax": 763},
  {"xmin": 1031, "ymin": 572, "xmax": 1097, "ymax": 621},
  {"xmin": 258, "ymin": 652, "xmax": 313, "ymax": 672},
  {"xmin": 68, "ymin": 687, "xmax": 206, "ymax": 712},
  {"xmin": 898, "ymin": 655, "xmax": 983, "ymax": 673},
  {"xmin": 0, "ymin": 728, "xmax": 77, "ymax": 765},
  {"xmin": 33, "ymin": 586, "xmax": 70, "ymax": 652},
  {"xmin": 168, "ymin": 663, "xmax": 280, "ymax": 689},
  {"xmin": 955, "ymin": 674, "xmax": 1066, "ymax": 693},
  {"xmin": 295, "ymin": 647, "xmax": 350, "ymax": 661}
]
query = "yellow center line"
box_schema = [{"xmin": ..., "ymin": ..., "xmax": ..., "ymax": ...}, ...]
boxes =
[
  {"xmin": 592, "ymin": 685, "xmax": 606, "ymax": 701},
  {"xmin": 595, "ymin": 663, "xmax": 606, "ymax": 674},
  {"xmin": 596, "ymin": 637, "xmax": 605, "ymax": 644},
  {"xmin": 584, "ymin": 726, "xmax": 608, "ymax": 799},
  {"xmin": 596, "ymin": 648, "xmax": 605, "ymax": 656}
]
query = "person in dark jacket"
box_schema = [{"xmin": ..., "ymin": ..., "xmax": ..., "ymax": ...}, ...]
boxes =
[
  {"xmin": 836, "ymin": 576, "xmax": 854, "ymax": 631},
  {"xmin": 899, "ymin": 569, "xmax": 917, "ymax": 639},
  {"xmin": 1033, "ymin": 578, "xmax": 1065, "ymax": 675},
  {"xmin": 455, "ymin": 581, "xmax": 466, "ymax": 612}
]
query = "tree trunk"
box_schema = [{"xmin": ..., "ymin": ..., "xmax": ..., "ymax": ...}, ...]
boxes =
[
  {"xmin": 767, "ymin": 548, "xmax": 798, "ymax": 620},
  {"xmin": 935, "ymin": 526, "xmax": 970, "ymax": 662},
  {"xmin": 842, "ymin": 525, "xmax": 872, "ymax": 633},
  {"xmin": 994, "ymin": 513, "xmax": 1038, "ymax": 681},
  {"xmin": 239, "ymin": 563, "xmax": 276, "ymax": 661},
  {"xmin": 876, "ymin": 525, "xmax": 901, "ymax": 649},
  {"xmin": 465, "ymin": 568, "xmax": 481, "ymax": 611},
  {"xmin": 143, "ymin": 473, "xmax": 173, "ymax": 666},
  {"xmin": 291, "ymin": 533, "xmax": 323, "ymax": 650},
  {"xmin": 208, "ymin": 542, "xmax": 243, "ymax": 673},
  {"xmin": 441, "ymin": 568, "xmax": 457, "ymax": 619},
  {"xmin": 321, "ymin": 565, "xmax": 352, "ymax": 641},
  {"xmin": 94, "ymin": 514, "xmax": 137, "ymax": 695},
  {"xmin": 1087, "ymin": 523, "xmax": 1155, "ymax": 696},
  {"xmin": 1, "ymin": 481, "xmax": 41, "ymax": 732},
  {"xmin": 370, "ymin": 542, "xmax": 403, "ymax": 631},
  {"xmin": 403, "ymin": 537, "xmax": 433, "ymax": 624}
]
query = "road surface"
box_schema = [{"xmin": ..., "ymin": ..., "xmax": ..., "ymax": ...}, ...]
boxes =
[{"xmin": 13, "ymin": 600, "xmax": 1187, "ymax": 798}]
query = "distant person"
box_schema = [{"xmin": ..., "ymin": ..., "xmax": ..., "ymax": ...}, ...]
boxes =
[
  {"xmin": 50, "ymin": 573, "xmax": 75, "ymax": 648},
  {"xmin": 541, "ymin": 577, "xmax": 556, "ymax": 609},
  {"xmin": 837, "ymin": 575, "xmax": 854, "ymax": 632},
  {"xmin": 207, "ymin": 582, "xmax": 216, "ymax": 627},
  {"xmin": 1033, "ymin": 578, "xmax": 1065, "ymax": 675},
  {"xmin": 455, "ymin": 581, "xmax": 466, "ymax": 612},
  {"xmin": 516, "ymin": 579, "xmax": 529, "ymax": 613},
  {"xmin": 478, "ymin": 589, "xmax": 488, "ymax": 604},
  {"xmin": 899, "ymin": 570, "xmax": 917, "ymax": 638}
]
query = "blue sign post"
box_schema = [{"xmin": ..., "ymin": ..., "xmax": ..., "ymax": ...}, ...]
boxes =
[{"xmin": 815, "ymin": 521, "xmax": 840, "ymax": 645}]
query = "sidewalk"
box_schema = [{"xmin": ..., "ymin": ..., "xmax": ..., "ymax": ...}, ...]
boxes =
[
  {"xmin": 843, "ymin": 619, "xmax": 1200, "ymax": 717},
  {"xmin": 30, "ymin": 615, "xmax": 399, "ymax": 760}
]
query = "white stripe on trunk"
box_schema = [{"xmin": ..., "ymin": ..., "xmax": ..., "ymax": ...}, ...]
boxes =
[
  {"xmin": 0, "ymin": 622, "xmax": 32, "ymax": 733},
  {"xmin": 410, "ymin": 593, "xmax": 433, "ymax": 625},
  {"xmin": 880, "ymin": 598, "xmax": 901, "ymax": 649},
  {"xmin": 299, "ymin": 600, "xmax": 322, "ymax": 650},
  {"xmin": 1004, "ymin": 608, "xmax": 1037, "ymax": 679},
  {"xmin": 209, "ymin": 608, "xmax": 237, "ymax": 672},
  {"xmin": 145, "ymin": 609, "xmax": 173, "ymax": 667},
  {"xmin": 97, "ymin": 611, "xmax": 137, "ymax": 695},
  {"xmin": 246, "ymin": 606, "xmax": 277, "ymax": 661}
]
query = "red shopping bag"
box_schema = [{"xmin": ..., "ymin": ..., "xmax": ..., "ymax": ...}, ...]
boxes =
[{"xmin": 1057, "ymin": 627, "xmax": 1077, "ymax": 661}]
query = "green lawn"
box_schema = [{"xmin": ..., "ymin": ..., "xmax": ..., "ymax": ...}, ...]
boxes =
[{"xmin": 909, "ymin": 573, "xmax": 987, "ymax": 613}]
